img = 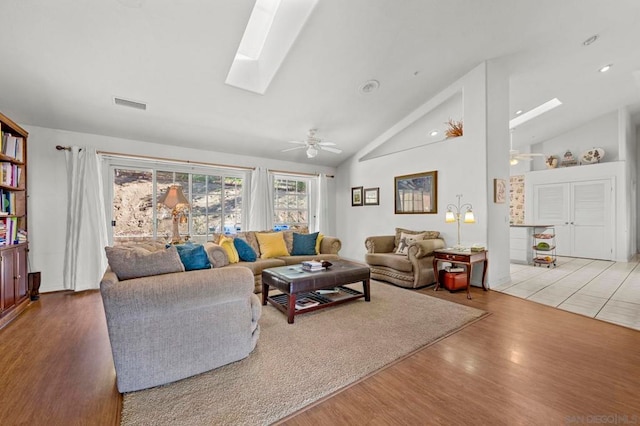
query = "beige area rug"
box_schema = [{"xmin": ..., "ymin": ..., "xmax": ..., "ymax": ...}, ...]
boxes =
[{"xmin": 121, "ymin": 281, "xmax": 487, "ymax": 425}]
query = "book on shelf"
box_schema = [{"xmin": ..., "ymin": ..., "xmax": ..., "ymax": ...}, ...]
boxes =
[{"xmin": 295, "ymin": 297, "xmax": 319, "ymax": 310}]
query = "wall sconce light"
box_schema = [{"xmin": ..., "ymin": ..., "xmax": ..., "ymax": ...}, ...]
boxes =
[
  {"xmin": 158, "ymin": 185, "xmax": 190, "ymax": 244},
  {"xmin": 445, "ymin": 194, "xmax": 475, "ymax": 249}
]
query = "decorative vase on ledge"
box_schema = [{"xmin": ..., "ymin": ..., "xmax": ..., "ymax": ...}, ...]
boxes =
[{"xmin": 545, "ymin": 156, "xmax": 558, "ymax": 169}]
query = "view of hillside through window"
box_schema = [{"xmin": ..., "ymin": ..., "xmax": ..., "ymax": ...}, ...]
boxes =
[
  {"xmin": 112, "ymin": 168, "xmax": 243, "ymax": 244},
  {"xmin": 273, "ymin": 177, "xmax": 309, "ymax": 229}
]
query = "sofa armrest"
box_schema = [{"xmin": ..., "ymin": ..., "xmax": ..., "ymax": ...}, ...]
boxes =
[
  {"xmin": 100, "ymin": 267, "xmax": 254, "ymax": 320},
  {"xmin": 364, "ymin": 235, "xmax": 395, "ymax": 253},
  {"xmin": 204, "ymin": 242, "xmax": 230, "ymax": 268},
  {"xmin": 319, "ymin": 236, "xmax": 341, "ymax": 254},
  {"xmin": 409, "ymin": 238, "xmax": 446, "ymax": 259}
]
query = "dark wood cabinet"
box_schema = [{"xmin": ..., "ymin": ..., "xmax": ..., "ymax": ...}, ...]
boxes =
[{"xmin": 0, "ymin": 111, "xmax": 29, "ymax": 329}]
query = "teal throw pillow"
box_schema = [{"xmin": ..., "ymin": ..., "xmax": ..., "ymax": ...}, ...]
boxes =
[
  {"xmin": 174, "ymin": 242, "xmax": 211, "ymax": 271},
  {"xmin": 291, "ymin": 232, "xmax": 319, "ymax": 256},
  {"xmin": 234, "ymin": 237, "xmax": 257, "ymax": 262}
]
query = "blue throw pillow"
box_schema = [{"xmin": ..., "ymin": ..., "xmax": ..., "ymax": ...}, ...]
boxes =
[
  {"xmin": 291, "ymin": 232, "xmax": 319, "ymax": 256},
  {"xmin": 175, "ymin": 242, "xmax": 211, "ymax": 271},
  {"xmin": 234, "ymin": 237, "xmax": 257, "ymax": 262}
]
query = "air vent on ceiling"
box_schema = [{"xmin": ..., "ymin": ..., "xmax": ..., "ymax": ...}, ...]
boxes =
[{"xmin": 113, "ymin": 97, "xmax": 147, "ymax": 111}]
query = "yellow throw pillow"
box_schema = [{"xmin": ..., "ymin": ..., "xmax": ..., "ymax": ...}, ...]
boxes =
[
  {"xmin": 219, "ymin": 236, "xmax": 239, "ymax": 263},
  {"xmin": 256, "ymin": 232, "xmax": 290, "ymax": 259},
  {"xmin": 315, "ymin": 233, "xmax": 324, "ymax": 254}
]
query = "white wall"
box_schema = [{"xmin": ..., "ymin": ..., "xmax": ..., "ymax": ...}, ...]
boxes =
[
  {"xmin": 26, "ymin": 125, "xmax": 336, "ymax": 293},
  {"xmin": 336, "ymin": 62, "xmax": 512, "ymax": 289},
  {"xmin": 531, "ymin": 111, "xmax": 619, "ymax": 170}
]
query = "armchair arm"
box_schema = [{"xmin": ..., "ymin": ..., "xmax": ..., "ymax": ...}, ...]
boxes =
[
  {"xmin": 409, "ymin": 238, "xmax": 446, "ymax": 259},
  {"xmin": 204, "ymin": 242, "xmax": 230, "ymax": 268},
  {"xmin": 364, "ymin": 235, "xmax": 395, "ymax": 254},
  {"xmin": 319, "ymin": 236, "xmax": 341, "ymax": 254}
]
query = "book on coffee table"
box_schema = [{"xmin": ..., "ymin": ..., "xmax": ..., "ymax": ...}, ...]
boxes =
[{"xmin": 295, "ymin": 297, "xmax": 319, "ymax": 310}]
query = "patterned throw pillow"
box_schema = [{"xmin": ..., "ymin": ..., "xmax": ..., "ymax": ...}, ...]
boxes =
[
  {"xmin": 255, "ymin": 232, "xmax": 290, "ymax": 259},
  {"xmin": 219, "ymin": 236, "xmax": 240, "ymax": 263},
  {"xmin": 233, "ymin": 237, "xmax": 257, "ymax": 262},
  {"xmin": 395, "ymin": 232, "xmax": 427, "ymax": 255},
  {"xmin": 105, "ymin": 245, "xmax": 185, "ymax": 280},
  {"xmin": 291, "ymin": 232, "xmax": 319, "ymax": 256},
  {"xmin": 394, "ymin": 228, "xmax": 439, "ymax": 251}
]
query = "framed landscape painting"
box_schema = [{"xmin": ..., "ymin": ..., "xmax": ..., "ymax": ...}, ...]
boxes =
[
  {"xmin": 351, "ymin": 186, "xmax": 363, "ymax": 206},
  {"xmin": 394, "ymin": 171, "xmax": 437, "ymax": 214}
]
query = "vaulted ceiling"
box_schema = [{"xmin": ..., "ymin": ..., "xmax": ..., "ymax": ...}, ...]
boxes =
[{"xmin": 1, "ymin": 0, "xmax": 639, "ymax": 167}]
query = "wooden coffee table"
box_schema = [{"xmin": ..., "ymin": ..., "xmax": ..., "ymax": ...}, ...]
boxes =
[{"xmin": 262, "ymin": 260, "xmax": 371, "ymax": 324}]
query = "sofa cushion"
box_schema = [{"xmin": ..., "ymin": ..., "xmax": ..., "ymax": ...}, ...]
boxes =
[
  {"xmin": 219, "ymin": 236, "xmax": 240, "ymax": 263},
  {"xmin": 175, "ymin": 242, "xmax": 212, "ymax": 271},
  {"xmin": 256, "ymin": 232, "xmax": 290, "ymax": 259},
  {"xmin": 291, "ymin": 232, "xmax": 319, "ymax": 255},
  {"xmin": 364, "ymin": 252, "xmax": 413, "ymax": 273},
  {"xmin": 234, "ymin": 237, "xmax": 257, "ymax": 262},
  {"xmin": 237, "ymin": 258, "xmax": 286, "ymax": 276},
  {"xmin": 395, "ymin": 232, "xmax": 427, "ymax": 255},
  {"xmin": 235, "ymin": 232, "xmax": 260, "ymax": 257},
  {"xmin": 394, "ymin": 228, "xmax": 440, "ymax": 251},
  {"xmin": 105, "ymin": 245, "xmax": 185, "ymax": 280}
]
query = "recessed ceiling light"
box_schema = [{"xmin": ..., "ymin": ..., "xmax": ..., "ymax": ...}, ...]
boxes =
[
  {"xmin": 429, "ymin": 130, "xmax": 439, "ymax": 136},
  {"xmin": 359, "ymin": 80, "xmax": 380, "ymax": 94},
  {"xmin": 583, "ymin": 34, "xmax": 599, "ymax": 46},
  {"xmin": 599, "ymin": 64, "xmax": 613, "ymax": 73},
  {"xmin": 515, "ymin": 110, "xmax": 523, "ymax": 115}
]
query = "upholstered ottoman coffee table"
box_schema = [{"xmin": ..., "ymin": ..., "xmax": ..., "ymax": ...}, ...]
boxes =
[{"xmin": 262, "ymin": 260, "xmax": 371, "ymax": 324}]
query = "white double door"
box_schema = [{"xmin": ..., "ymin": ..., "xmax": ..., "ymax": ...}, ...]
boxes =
[{"xmin": 533, "ymin": 179, "xmax": 613, "ymax": 260}]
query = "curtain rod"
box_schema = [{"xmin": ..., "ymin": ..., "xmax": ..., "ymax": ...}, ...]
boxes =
[{"xmin": 55, "ymin": 146, "xmax": 334, "ymax": 177}]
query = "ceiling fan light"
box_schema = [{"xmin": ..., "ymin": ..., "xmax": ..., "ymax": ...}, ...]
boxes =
[
  {"xmin": 306, "ymin": 146, "xmax": 318, "ymax": 158},
  {"xmin": 510, "ymin": 158, "xmax": 519, "ymax": 166}
]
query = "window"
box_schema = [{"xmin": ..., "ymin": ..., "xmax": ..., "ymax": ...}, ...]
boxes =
[
  {"xmin": 108, "ymin": 158, "xmax": 247, "ymax": 245},
  {"xmin": 273, "ymin": 175, "xmax": 311, "ymax": 230}
]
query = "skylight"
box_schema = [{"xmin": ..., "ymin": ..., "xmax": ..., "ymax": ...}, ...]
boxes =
[
  {"xmin": 225, "ymin": 0, "xmax": 318, "ymax": 95},
  {"xmin": 509, "ymin": 98, "xmax": 562, "ymax": 129}
]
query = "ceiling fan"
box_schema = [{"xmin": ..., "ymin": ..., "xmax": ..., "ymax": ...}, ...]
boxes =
[
  {"xmin": 281, "ymin": 129, "xmax": 342, "ymax": 158},
  {"xmin": 509, "ymin": 129, "xmax": 544, "ymax": 165}
]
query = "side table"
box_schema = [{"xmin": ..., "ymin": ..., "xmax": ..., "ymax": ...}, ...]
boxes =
[{"xmin": 433, "ymin": 249, "xmax": 488, "ymax": 299}]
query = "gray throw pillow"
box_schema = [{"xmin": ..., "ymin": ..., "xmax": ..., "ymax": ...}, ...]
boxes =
[{"xmin": 105, "ymin": 245, "xmax": 185, "ymax": 281}]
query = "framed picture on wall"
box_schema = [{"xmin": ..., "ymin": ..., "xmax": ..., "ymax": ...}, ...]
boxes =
[
  {"xmin": 494, "ymin": 178, "xmax": 506, "ymax": 203},
  {"xmin": 364, "ymin": 187, "xmax": 379, "ymax": 205},
  {"xmin": 394, "ymin": 171, "xmax": 438, "ymax": 214},
  {"xmin": 351, "ymin": 186, "xmax": 363, "ymax": 206}
]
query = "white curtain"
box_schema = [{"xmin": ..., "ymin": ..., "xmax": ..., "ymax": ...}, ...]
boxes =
[
  {"xmin": 248, "ymin": 167, "xmax": 273, "ymax": 231},
  {"xmin": 315, "ymin": 173, "xmax": 329, "ymax": 234},
  {"xmin": 63, "ymin": 146, "xmax": 109, "ymax": 291}
]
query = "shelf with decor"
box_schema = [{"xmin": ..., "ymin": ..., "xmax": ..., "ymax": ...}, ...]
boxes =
[
  {"xmin": 0, "ymin": 111, "xmax": 30, "ymax": 329},
  {"xmin": 532, "ymin": 226, "xmax": 556, "ymax": 268}
]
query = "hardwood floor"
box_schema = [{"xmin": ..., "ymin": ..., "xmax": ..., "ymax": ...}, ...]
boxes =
[{"xmin": 1, "ymin": 285, "xmax": 639, "ymax": 425}]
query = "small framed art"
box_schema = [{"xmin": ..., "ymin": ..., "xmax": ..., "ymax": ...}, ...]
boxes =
[
  {"xmin": 494, "ymin": 178, "xmax": 506, "ymax": 203},
  {"xmin": 364, "ymin": 187, "xmax": 379, "ymax": 206},
  {"xmin": 351, "ymin": 186, "xmax": 363, "ymax": 206}
]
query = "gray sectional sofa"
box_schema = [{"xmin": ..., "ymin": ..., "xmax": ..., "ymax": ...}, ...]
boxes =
[{"xmin": 100, "ymin": 245, "xmax": 261, "ymax": 393}]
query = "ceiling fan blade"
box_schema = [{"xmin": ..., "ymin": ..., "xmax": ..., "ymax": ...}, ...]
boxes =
[
  {"xmin": 281, "ymin": 146, "xmax": 306, "ymax": 153},
  {"xmin": 318, "ymin": 141, "xmax": 336, "ymax": 146},
  {"xmin": 319, "ymin": 146, "xmax": 342, "ymax": 154},
  {"xmin": 287, "ymin": 140, "xmax": 307, "ymax": 145}
]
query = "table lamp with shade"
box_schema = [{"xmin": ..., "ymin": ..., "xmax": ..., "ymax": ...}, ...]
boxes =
[
  {"xmin": 445, "ymin": 194, "xmax": 475, "ymax": 249},
  {"xmin": 158, "ymin": 185, "xmax": 190, "ymax": 244}
]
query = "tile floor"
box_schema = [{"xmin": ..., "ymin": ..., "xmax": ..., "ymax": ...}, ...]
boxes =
[{"xmin": 493, "ymin": 256, "xmax": 640, "ymax": 331}]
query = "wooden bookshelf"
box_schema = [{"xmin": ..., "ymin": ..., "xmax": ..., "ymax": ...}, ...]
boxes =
[{"xmin": 0, "ymin": 111, "xmax": 29, "ymax": 329}]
